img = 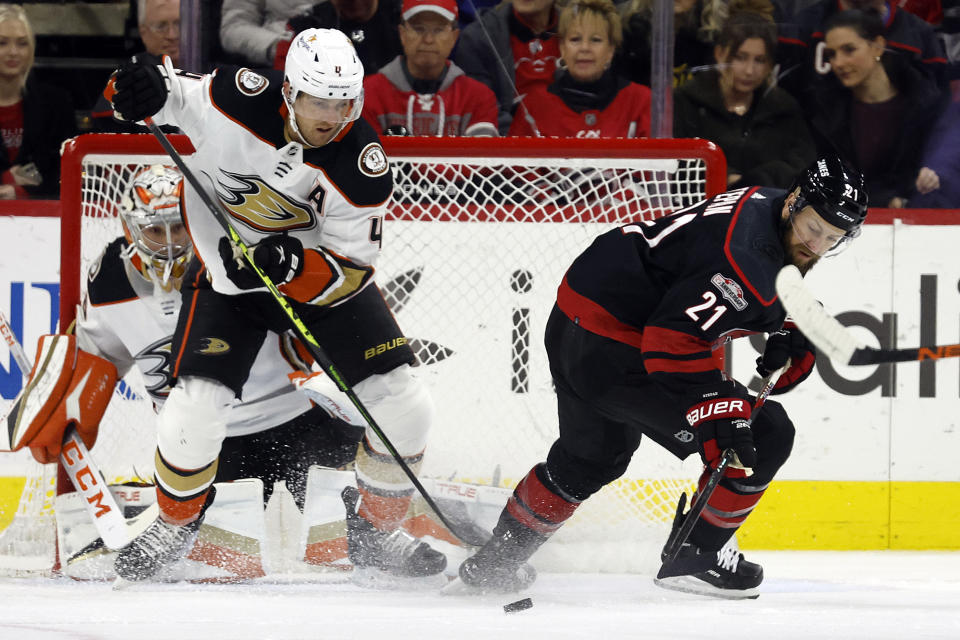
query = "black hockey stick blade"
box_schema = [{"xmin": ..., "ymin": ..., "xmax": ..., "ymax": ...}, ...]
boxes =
[{"xmin": 776, "ymin": 266, "xmax": 960, "ymax": 366}]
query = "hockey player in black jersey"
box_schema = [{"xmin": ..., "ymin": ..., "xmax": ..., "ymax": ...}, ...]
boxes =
[
  {"xmin": 107, "ymin": 29, "xmax": 445, "ymax": 583},
  {"xmin": 456, "ymin": 155, "xmax": 869, "ymax": 599}
]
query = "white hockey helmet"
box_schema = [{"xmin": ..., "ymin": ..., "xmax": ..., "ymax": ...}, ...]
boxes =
[
  {"xmin": 283, "ymin": 28, "xmax": 365, "ymax": 144},
  {"xmin": 119, "ymin": 164, "xmax": 192, "ymax": 289}
]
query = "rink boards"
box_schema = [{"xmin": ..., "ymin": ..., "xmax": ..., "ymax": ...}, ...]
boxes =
[{"xmin": 1, "ymin": 212, "xmax": 959, "ymax": 550}]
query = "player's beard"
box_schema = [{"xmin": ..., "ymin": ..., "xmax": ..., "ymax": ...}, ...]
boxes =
[{"xmin": 780, "ymin": 218, "xmax": 821, "ymax": 276}]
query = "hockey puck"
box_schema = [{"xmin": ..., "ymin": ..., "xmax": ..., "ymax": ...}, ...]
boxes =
[{"xmin": 503, "ymin": 597, "xmax": 533, "ymax": 613}]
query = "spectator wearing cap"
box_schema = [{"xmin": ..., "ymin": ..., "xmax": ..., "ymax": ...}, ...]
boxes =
[
  {"xmin": 454, "ymin": 0, "xmax": 561, "ymax": 134},
  {"xmin": 362, "ymin": 0, "xmax": 499, "ymax": 136},
  {"xmin": 273, "ymin": 0, "xmax": 402, "ymax": 75}
]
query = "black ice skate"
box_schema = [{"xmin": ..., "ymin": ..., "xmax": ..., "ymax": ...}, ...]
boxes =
[
  {"xmin": 114, "ymin": 487, "xmax": 216, "ymax": 582},
  {"xmin": 454, "ymin": 511, "xmax": 542, "ymax": 594},
  {"xmin": 341, "ymin": 486, "xmax": 447, "ymax": 579},
  {"xmin": 654, "ymin": 536, "xmax": 763, "ymax": 599}
]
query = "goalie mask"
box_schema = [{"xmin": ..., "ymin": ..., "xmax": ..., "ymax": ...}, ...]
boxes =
[
  {"xmin": 283, "ymin": 28, "xmax": 364, "ymax": 146},
  {"xmin": 788, "ymin": 155, "xmax": 868, "ymax": 257},
  {"xmin": 119, "ymin": 164, "xmax": 192, "ymax": 289}
]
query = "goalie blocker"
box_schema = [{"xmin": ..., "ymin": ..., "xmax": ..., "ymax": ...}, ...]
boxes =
[{"xmin": 1, "ymin": 334, "xmax": 117, "ymax": 462}]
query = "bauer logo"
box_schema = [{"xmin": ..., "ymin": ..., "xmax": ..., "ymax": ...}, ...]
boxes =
[
  {"xmin": 196, "ymin": 337, "xmax": 231, "ymax": 355},
  {"xmin": 235, "ymin": 69, "xmax": 268, "ymax": 96},
  {"xmin": 674, "ymin": 429, "xmax": 694, "ymax": 443},
  {"xmin": 363, "ymin": 336, "xmax": 407, "ymax": 360},
  {"xmin": 711, "ymin": 273, "xmax": 748, "ymax": 311},
  {"xmin": 358, "ymin": 143, "xmax": 389, "ymax": 178}
]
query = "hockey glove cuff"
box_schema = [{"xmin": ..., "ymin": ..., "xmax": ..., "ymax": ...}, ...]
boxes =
[
  {"xmin": 756, "ymin": 322, "xmax": 816, "ymax": 394},
  {"xmin": 110, "ymin": 59, "xmax": 171, "ymax": 123},
  {"xmin": 686, "ymin": 383, "xmax": 754, "ymax": 469}
]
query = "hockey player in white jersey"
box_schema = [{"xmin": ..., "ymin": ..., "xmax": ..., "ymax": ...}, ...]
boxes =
[
  {"xmin": 108, "ymin": 28, "xmax": 443, "ymax": 582},
  {"xmin": 77, "ymin": 164, "xmax": 364, "ymax": 511}
]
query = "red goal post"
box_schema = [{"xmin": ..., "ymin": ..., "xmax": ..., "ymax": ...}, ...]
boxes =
[{"xmin": 48, "ymin": 134, "xmax": 726, "ymax": 574}]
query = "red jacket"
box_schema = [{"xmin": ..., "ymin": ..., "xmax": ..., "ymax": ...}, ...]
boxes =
[
  {"xmin": 509, "ymin": 75, "xmax": 651, "ymax": 138},
  {"xmin": 363, "ymin": 57, "xmax": 499, "ymax": 137}
]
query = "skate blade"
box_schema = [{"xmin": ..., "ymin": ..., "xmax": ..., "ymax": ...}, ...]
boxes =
[
  {"xmin": 350, "ymin": 566, "xmax": 447, "ymax": 591},
  {"xmin": 653, "ymin": 575, "xmax": 760, "ymax": 600}
]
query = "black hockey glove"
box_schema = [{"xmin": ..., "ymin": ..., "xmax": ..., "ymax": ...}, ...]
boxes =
[
  {"xmin": 218, "ymin": 235, "xmax": 305, "ymax": 290},
  {"xmin": 756, "ymin": 322, "xmax": 816, "ymax": 395},
  {"xmin": 685, "ymin": 383, "xmax": 755, "ymax": 469},
  {"xmin": 111, "ymin": 61, "xmax": 169, "ymax": 122}
]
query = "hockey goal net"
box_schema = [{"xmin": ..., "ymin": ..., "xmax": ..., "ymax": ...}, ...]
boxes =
[{"xmin": 1, "ymin": 134, "xmax": 725, "ymax": 575}]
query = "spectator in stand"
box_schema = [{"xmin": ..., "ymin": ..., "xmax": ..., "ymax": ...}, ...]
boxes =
[
  {"xmin": 454, "ymin": 0, "xmax": 561, "ymax": 134},
  {"xmin": 776, "ymin": 0, "xmax": 948, "ymax": 109},
  {"xmin": 508, "ymin": 0, "xmax": 650, "ymax": 137},
  {"xmin": 91, "ymin": 0, "xmax": 181, "ymax": 133},
  {"xmin": 0, "ymin": 4, "xmax": 75, "ymax": 198},
  {"xmin": 272, "ymin": 0, "xmax": 403, "ymax": 74},
  {"xmin": 219, "ymin": 0, "xmax": 313, "ymax": 67},
  {"xmin": 617, "ymin": 0, "xmax": 728, "ymax": 88},
  {"xmin": 807, "ymin": 9, "xmax": 942, "ymax": 207},
  {"xmin": 674, "ymin": 1, "xmax": 815, "ymax": 188},
  {"xmin": 907, "ymin": 99, "xmax": 960, "ymax": 207},
  {"xmin": 362, "ymin": 0, "xmax": 499, "ymax": 136}
]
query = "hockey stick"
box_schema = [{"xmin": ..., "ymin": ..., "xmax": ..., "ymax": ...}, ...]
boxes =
[
  {"xmin": 661, "ymin": 364, "xmax": 787, "ymax": 564},
  {"xmin": 143, "ymin": 117, "xmax": 488, "ymax": 547},
  {"xmin": 776, "ymin": 265, "xmax": 960, "ymax": 365},
  {"xmin": 0, "ymin": 308, "xmax": 30, "ymax": 376},
  {"xmin": 0, "ymin": 313, "xmax": 152, "ymax": 550}
]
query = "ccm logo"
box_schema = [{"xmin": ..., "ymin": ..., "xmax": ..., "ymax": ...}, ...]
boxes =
[{"xmin": 686, "ymin": 399, "xmax": 747, "ymax": 425}]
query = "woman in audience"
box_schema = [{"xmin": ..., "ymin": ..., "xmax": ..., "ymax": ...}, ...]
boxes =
[
  {"xmin": 673, "ymin": 1, "xmax": 815, "ymax": 188},
  {"xmin": 807, "ymin": 8, "xmax": 942, "ymax": 208},
  {"xmin": 0, "ymin": 4, "xmax": 75, "ymax": 198},
  {"xmin": 508, "ymin": 0, "xmax": 650, "ymax": 138}
]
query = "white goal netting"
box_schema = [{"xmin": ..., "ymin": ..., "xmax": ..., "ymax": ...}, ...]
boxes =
[{"xmin": 0, "ymin": 134, "xmax": 725, "ymax": 575}]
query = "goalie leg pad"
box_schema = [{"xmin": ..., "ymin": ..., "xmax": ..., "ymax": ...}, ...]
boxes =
[{"xmin": 1, "ymin": 334, "xmax": 118, "ymax": 463}]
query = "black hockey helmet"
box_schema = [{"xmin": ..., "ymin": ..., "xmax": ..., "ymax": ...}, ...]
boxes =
[{"xmin": 791, "ymin": 155, "xmax": 868, "ymax": 238}]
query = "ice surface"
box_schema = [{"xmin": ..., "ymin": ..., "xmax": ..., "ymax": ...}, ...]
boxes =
[{"xmin": 1, "ymin": 552, "xmax": 958, "ymax": 640}]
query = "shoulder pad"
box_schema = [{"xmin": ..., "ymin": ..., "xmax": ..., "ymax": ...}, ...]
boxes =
[
  {"xmin": 303, "ymin": 118, "xmax": 392, "ymax": 207},
  {"xmin": 86, "ymin": 238, "xmax": 138, "ymax": 306},
  {"xmin": 210, "ymin": 66, "xmax": 287, "ymax": 145},
  {"xmin": 723, "ymin": 187, "xmax": 787, "ymax": 306}
]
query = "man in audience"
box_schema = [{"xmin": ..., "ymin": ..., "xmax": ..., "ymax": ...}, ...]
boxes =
[
  {"xmin": 272, "ymin": 0, "xmax": 403, "ymax": 74},
  {"xmin": 362, "ymin": 0, "xmax": 499, "ymax": 136},
  {"xmin": 91, "ymin": 0, "xmax": 182, "ymax": 133},
  {"xmin": 454, "ymin": 0, "xmax": 561, "ymax": 134}
]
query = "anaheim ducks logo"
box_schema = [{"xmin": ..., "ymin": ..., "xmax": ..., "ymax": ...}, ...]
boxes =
[
  {"xmin": 196, "ymin": 337, "xmax": 231, "ymax": 355},
  {"xmin": 135, "ymin": 336, "xmax": 175, "ymax": 402},
  {"xmin": 216, "ymin": 170, "xmax": 316, "ymax": 232}
]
